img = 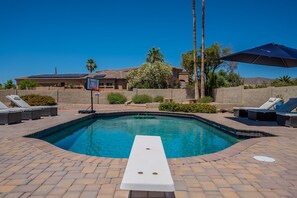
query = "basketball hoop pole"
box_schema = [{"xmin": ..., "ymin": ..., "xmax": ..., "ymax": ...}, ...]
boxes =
[{"xmin": 91, "ymin": 89, "xmax": 94, "ymax": 112}]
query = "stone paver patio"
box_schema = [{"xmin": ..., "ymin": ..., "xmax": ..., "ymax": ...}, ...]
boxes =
[{"xmin": 0, "ymin": 104, "xmax": 297, "ymax": 198}]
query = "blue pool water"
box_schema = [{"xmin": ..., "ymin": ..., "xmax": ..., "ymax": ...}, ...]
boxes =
[{"xmin": 42, "ymin": 115, "xmax": 240, "ymax": 158}]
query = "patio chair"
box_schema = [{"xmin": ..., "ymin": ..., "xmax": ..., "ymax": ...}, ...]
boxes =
[
  {"xmin": 0, "ymin": 101, "xmax": 41, "ymax": 120},
  {"xmin": 0, "ymin": 109, "xmax": 22, "ymax": 125},
  {"xmin": 248, "ymin": 98, "xmax": 297, "ymax": 121},
  {"xmin": 276, "ymin": 112, "xmax": 297, "ymax": 128},
  {"xmin": 233, "ymin": 97, "xmax": 282, "ymax": 117},
  {"xmin": 6, "ymin": 95, "xmax": 58, "ymax": 116}
]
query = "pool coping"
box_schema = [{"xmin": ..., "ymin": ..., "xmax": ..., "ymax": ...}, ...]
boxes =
[{"xmin": 19, "ymin": 111, "xmax": 278, "ymax": 165}]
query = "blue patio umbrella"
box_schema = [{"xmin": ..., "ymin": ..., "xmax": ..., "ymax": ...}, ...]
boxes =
[{"xmin": 220, "ymin": 43, "xmax": 297, "ymax": 67}]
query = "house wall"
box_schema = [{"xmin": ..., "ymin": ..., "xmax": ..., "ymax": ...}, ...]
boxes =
[
  {"xmin": 99, "ymin": 79, "xmax": 116, "ymax": 89},
  {"xmin": 115, "ymin": 79, "xmax": 127, "ymax": 90},
  {"xmin": 178, "ymin": 74, "xmax": 189, "ymax": 83}
]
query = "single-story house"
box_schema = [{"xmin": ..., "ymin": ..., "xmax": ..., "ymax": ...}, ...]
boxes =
[{"xmin": 15, "ymin": 67, "xmax": 189, "ymax": 90}]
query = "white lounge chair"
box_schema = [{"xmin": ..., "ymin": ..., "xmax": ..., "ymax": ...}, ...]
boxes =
[
  {"xmin": 6, "ymin": 95, "xmax": 57, "ymax": 116},
  {"xmin": 233, "ymin": 97, "xmax": 282, "ymax": 117},
  {"xmin": 0, "ymin": 101, "xmax": 41, "ymax": 120},
  {"xmin": 248, "ymin": 98, "xmax": 297, "ymax": 121}
]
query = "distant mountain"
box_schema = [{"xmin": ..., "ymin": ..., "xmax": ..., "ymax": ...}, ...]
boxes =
[{"xmin": 243, "ymin": 77, "xmax": 273, "ymax": 85}]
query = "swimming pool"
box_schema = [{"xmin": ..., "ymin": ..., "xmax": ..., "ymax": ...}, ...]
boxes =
[{"xmin": 41, "ymin": 114, "xmax": 241, "ymax": 158}]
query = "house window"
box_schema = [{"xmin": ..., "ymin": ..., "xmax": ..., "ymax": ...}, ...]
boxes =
[
  {"xmin": 60, "ymin": 82, "xmax": 65, "ymax": 87},
  {"xmin": 107, "ymin": 83, "xmax": 113, "ymax": 86},
  {"xmin": 100, "ymin": 83, "xmax": 104, "ymax": 86}
]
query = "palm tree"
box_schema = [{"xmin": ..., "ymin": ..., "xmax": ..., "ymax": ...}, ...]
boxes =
[
  {"xmin": 146, "ymin": 47, "xmax": 164, "ymax": 63},
  {"xmin": 200, "ymin": 0, "xmax": 205, "ymax": 98},
  {"xmin": 192, "ymin": 0, "xmax": 199, "ymax": 99},
  {"xmin": 278, "ymin": 75, "xmax": 291, "ymax": 83},
  {"xmin": 86, "ymin": 59, "xmax": 97, "ymax": 73}
]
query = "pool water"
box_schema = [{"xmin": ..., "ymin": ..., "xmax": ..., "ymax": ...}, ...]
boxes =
[{"xmin": 42, "ymin": 115, "xmax": 240, "ymax": 158}]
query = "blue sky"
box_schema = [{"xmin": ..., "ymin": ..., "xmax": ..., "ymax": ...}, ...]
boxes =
[{"xmin": 1, "ymin": 0, "xmax": 297, "ymax": 84}]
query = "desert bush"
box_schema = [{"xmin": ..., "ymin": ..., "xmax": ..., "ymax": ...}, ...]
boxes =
[
  {"xmin": 132, "ymin": 94, "xmax": 152, "ymax": 104},
  {"xmin": 153, "ymin": 95, "xmax": 164, "ymax": 103},
  {"xmin": 159, "ymin": 102, "xmax": 216, "ymax": 113},
  {"xmin": 107, "ymin": 93, "xmax": 127, "ymax": 104},
  {"xmin": 21, "ymin": 94, "xmax": 57, "ymax": 106}
]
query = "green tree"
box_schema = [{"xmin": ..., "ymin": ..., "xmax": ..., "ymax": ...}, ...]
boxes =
[
  {"xmin": 19, "ymin": 79, "xmax": 39, "ymax": 90},
  {"xmin": 0, "ymin": 83, "xmax": 2, "ymax": 89},
  {"xmin": 4, "ymin": 80, "xmax": 16, "ymax": 89},
  {"xmin": 127, "ymin": 62, "xmax": 173, "ymax": 89},
  {"xmin": 146, "ymin": 48, "xmax": 164, "ymax": 63},
  {"xmin": 86, "ymin": 59, "xmax": 97, "ymax": 73},
  {"xmin": 207, "ymin": 69, "xmax": 242, "ymax": 91},
  {"xmin": 271, "ymin": 75, "xmax": 292, "ymax": 87},
  {"xmin": 181, "ymin": 43, "xmax": 234, "ymax": 94},
  {"xmin": 277, "ymin": 75, "xmax": 291, "ymax": 83},
  {"xmin": 181, "ymin": 51, "xmax": 195, "ymax": 75},
  {"xmin": 226, "ymin": 71, "xmax": 243, "ymax": 87}
]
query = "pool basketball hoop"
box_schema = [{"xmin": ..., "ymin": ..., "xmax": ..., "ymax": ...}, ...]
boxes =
[
  {"xmin": 79, "ymin": 78, "xmax": 100, "ymax": 114},
  {"xmin": 92, "ymin": 87, "xmax": 101, "ymax": 92}
]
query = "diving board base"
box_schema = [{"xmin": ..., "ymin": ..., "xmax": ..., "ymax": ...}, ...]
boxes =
[
  {"xmin": 129, "ymin": 191, "xmax": 175, "ymax": 198},
  {"xmin": 78, "ymin": 110, "xmax": 96, "ymax": 114}
]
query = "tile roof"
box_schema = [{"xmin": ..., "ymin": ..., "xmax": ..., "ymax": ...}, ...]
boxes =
[
  {"xmin": 92, "ymin": 69, "xmax": 132, "ymax": 79},
  {"xmin": 27, "ymin": 74, "xmax": 89, "ymax": 79}
]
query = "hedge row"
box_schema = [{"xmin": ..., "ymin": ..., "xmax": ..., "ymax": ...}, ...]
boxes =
[{"xmin": 159, "ymin": 102, "xmax": 216, "ymax": 113}]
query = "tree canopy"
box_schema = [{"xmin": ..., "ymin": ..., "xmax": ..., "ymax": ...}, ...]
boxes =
[
  {"xmin": 4, "ymin": 80, "xmax": 16, "ymax": 89},
  {"xmin": 146, "ymin": 48, "xmax": 164, "ymax": 63},
  {"xmin": 271, "ymin": 75, "xmax": 297, "ymax": 87},
  {"xmin": 181, "ymin": 43, "xmax": 240, "ymax": 95},
  {"xmin": 127, "ymin": 62, "xmax": 172, "ymax": 89},
  {"xmin": 86, "ymin": 59, "xmax": 97, "ymax": 73},
  {"xmin": 19, "ymin": 79, "xmax": 38, "ymax": 90}
]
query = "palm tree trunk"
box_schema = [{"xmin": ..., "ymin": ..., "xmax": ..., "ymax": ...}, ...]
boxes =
[
  {"xmin": 192, "ymin": 0, "xmax": 199, "ymax": 99},
  {"xmin": 200, "ymin": 0, "xmax": 205, "ymax": 98}
]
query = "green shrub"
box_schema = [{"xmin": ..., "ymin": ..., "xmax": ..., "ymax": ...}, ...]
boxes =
[
  {"xmin": 159, "ymin": 102, "xmax": 216, "ymax": 113},
  {"xmin": 197, "ymin": 96, "xmax": 214, "ymax": 103},
  {"xmin": 244, "ymin": 85, "xmax": 254, "ymax": 89},
  {"xmin": 21, "ymin": 94, "xmax": 57, "ymax": 106},
  {"xmin": 132, "ymin": 94, "xmax": 152, "ymax": 104},
  {"xmin": 107, "ymin": 93, "xmax": 127, "ymax": 104},
  {"xmin": 153, "ymin": 95, "xmax": 164, "ymax": 103}
]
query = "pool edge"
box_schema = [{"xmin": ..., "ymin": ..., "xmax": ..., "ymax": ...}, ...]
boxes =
[{"xmin": 20, "ymin": 111, "xmax": 276, "ymax": 163}]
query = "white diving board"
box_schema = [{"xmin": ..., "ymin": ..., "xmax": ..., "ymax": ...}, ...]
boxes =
[{"xmin": 120, "ymin": 135, "xmax": 175, "ymax": 195}]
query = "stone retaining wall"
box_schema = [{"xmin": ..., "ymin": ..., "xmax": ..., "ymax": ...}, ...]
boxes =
[
  {"xmin": 0, "ymin": 89, "xmax": 195, "ymax": 105},
  {"xmin": 213, "ymin": 86, "xmax": 297, "ymax": 107}
]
